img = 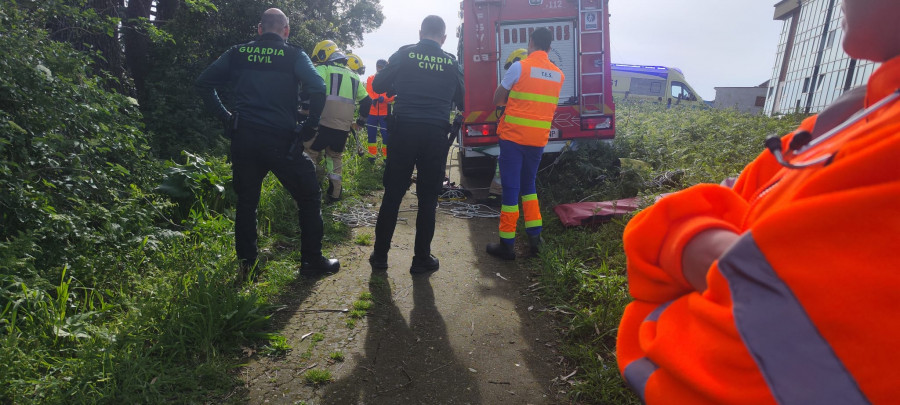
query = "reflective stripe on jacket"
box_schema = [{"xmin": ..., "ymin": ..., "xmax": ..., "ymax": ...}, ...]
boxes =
[
  {"xmin": 498, "ymin": 51, "xmax": 564, "ymax": 147},
  {"xmin": 366, "ymin": 75, "xmax": 394, "ymax": 116},
  {"xmin": 617, "ymin": 55, "xmax": 900, "ymax": 404},
  {"xmin": 317, "ymin": 63, "xmax": 368, "ymax": 131}
]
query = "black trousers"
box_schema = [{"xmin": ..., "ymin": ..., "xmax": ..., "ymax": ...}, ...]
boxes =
[
  {"xmin": 374, "ymin": 121, "xmax": 449, "ymax": 258},
  {"xmin": 231, "ymin": 123, "xmax": 323, "ymax": 265}
]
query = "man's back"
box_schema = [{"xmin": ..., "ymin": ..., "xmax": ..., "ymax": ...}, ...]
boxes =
[
  {"xmin": 499, "ymin": 50, "xmax": 564, "ymax": 147},
  {"xmin": 372, "ymin": 39, "xmax": 463, "ymax": 125},
  {"xmin": 316, "ymin": 63, "xmax": 367, "ymax": 131},
  {"xmin": 196, "ymin": 33, "xmax": 323, "ymax": 130}
]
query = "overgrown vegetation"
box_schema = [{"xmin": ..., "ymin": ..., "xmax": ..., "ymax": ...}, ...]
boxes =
[
  {"xmin": 0, "ymin": 0, "xmax": 383, "ymax": 402},
  {"xmin": 533, "ymin": 99, "xmax": 805, "ymax": 403}
]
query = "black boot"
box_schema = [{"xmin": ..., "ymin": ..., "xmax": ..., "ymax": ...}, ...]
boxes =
[
  {"xmin": 325, "ymin": 183, "xmax": 342, "ymax": 203},
  {"xmin": 486, "ymin": 241, "xmax": 516, "ymax": 260},
  {"xmin": 369, "ymin": 251, "xmax": 388, "ymax": 270},
  {"xmin": 410, "ymin": 254, "xmax": 440, "ymax": 274},
  {"xmin": 300, "ymin": 255, "xmax": 340, "ymax": 276},
  {"xmin": 528, "ymin": 234, "xmax": 545, "ymax": 256}
]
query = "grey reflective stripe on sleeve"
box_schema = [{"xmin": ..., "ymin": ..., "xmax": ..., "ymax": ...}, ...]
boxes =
[
  {"xmin": 645, "ymin": 300, "xmax": 673, "ymax": 322},
  {"xmin": 624, "ymin": 357, "xmax": 657, "ymax": 403},
  {"xmin": 718, "ymin": 234, "xmax": 870, "ymax": 405},
  {"xmin": 329, "ymin": 73, "xmax": 343, "ymax": 96}
]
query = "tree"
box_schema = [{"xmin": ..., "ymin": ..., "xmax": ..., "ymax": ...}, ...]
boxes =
[{"xmin": 139, "ymin": 0, "xmax": 385, "ymax": 158}]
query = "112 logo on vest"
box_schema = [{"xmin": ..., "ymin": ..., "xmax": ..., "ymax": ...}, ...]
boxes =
[{"xmin": 531, "ymin": 67, "xmax": 561, "ymax": 82}]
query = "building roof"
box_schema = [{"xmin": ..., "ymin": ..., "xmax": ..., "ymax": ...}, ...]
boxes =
[{"xmin": 773, "ymin": 0, "xmax": 801, "ymax": 20}]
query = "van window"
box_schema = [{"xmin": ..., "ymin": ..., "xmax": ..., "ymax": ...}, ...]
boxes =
[
  {"xmin": 629, "ymin": 78, "xmax": 666, "ymax": 96},
  {"xmin": 671, "ymin": 81, "xmax": 697, "ymax": 101}
]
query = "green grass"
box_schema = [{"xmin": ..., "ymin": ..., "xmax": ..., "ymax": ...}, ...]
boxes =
[
  {"xmin": 354, "ymin": 233, "xmax": 373, "ymax": 246},
  {"xmin": 328, "ymin": 351, "xmax": 345, "ymax": 362},
  {"xmin": 530, "ymin": 101, "xmax": 806, "ymax": 403},
  {"xmin": 260, "ymin": 334, "xmax": 292, "ymax": 356},
  {"xmin": 303, "ymin": 369, "xmax": 332, "ymax": 385},
  {"xmin": 0, "ymin": 141, "xmax": 387, "ymax": 402},
  {"xmin": 351, "ymin": 300, "xmax": 372, "ymax": 311},
  {"xmin": 300, "ymin": 332, "xmax": 326, "ymax": 361}
]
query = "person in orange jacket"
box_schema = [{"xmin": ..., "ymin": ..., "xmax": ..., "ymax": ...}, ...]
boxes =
[
  {"xmin": 616, "ymin": 1, "xmax": 900, "ymax": 403},
  {"xmin": 486, "ymin": 29, "xmax": 564, "ymax": 260},
  {"xmin": 365, "ymin": 59, "xmax": 394, "ymax": 161}
]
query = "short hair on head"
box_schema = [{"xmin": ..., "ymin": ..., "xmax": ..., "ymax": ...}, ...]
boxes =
[
  {"xmin": 420, "ymin": 15, "xmax": 446, "ymax": 38},
  {"xmin": 260, "ymin": 9, "xmax": 289, "ymax": 33},
  {"xmin": 530, "ymin": 27, "xmax": 552, "ymax": 51}
]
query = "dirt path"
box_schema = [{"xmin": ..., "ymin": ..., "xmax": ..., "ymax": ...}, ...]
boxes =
[{"xmin": 240, "ymin": 159, "xmax": 571, "ymax": 404}]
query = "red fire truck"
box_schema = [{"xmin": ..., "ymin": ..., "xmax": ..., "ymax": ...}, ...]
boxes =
[{"xmin": 456, "ymin": 0, "xmax": 615, "ymax": 175}]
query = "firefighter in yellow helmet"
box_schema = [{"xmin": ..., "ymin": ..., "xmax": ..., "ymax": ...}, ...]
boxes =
[
  {"xmin": 504, "ymin": 48, "xmax": 528, "ymax": 70},
  {"xmin": 346, "ymin": 53, "xmax": 365, "ymax": 75},
  {"xmin": 303, "ymin": 40, "xmax": 372, "ymax": 202},
  {"xmin": 311, "ymin": 40, "xmax": 338, "ymax": 64}
]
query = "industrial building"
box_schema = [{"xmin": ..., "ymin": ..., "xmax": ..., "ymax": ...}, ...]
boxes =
[
  {"xmin": 765, "ymin": 0, "xmax": 880, "ymax": 115},
  {"xmin": 714, "ymin": 81, "xmax": 769, "ymax": 115}
]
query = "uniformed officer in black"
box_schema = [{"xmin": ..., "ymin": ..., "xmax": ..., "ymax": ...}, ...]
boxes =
[
  {"xmin": 195, "ymin": 8, "xmax": 339, "ymax": 282},
  {"xmin": 369, "ymin": 15, "xmax": 465, "ymax": 274}
]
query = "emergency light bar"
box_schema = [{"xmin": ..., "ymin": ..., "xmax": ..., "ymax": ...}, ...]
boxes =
[{"xmin": 465, "ymin": 123, "xmax": 498, "ymax": 137}]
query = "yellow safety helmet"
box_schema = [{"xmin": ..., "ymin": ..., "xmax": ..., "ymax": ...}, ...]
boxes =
[
  {"xmin": 346, "ymin": 53, "xmax": 365, "ymax": 74},
  {"xmin": 504, "ymin": 48, "xmax": 528, "ymax": 70},
  {"xmin": 312, "ymin": 40, "xmax": 338, "ymax": 64}
]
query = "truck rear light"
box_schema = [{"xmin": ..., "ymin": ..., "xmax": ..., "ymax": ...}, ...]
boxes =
[
  {"xmin": 581, "ymin": 117, "xmax": 612, "ymax": 130},
  {"xmin": 465, "ymin": 124, "xmax": 497, "ymax": 137}
]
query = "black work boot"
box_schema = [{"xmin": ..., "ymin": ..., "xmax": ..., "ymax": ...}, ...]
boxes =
[
  {"xmin": 300, "ymin": 255, "xmax": 340, "ymax": 277},
  {"xmin": 486, "ymin": 241, "xmax": 516, "ymax": 260},
  {"xmin": 369, "ymin": 251, "xmax": 388, "ymax": 270},
  {"xmin": 410, "ymin": 254, "xmax": 440, "ymax": 274},
  {"xmin": 325, "ymin": 183, "xmax": 342, "ymax": 203},
  {"xmin": 528, "ymin": 234, "xmax": 545, "ymax": 256}
]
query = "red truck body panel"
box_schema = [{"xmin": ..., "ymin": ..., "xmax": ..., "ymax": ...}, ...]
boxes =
[{"xmin": 459, "ymin": 0, "xmax": 615, "ymax": 148}]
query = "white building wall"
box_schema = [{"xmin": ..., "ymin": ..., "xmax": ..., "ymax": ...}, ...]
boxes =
[
  {"xmin": 765, "ymin": 0, "xmax": 880, "ymax": 115},
  {"xmin": 714, "ymin": 87, "xmax": 768, "ymax": 115}
]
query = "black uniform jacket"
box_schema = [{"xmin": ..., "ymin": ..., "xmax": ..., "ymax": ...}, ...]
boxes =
[
  {"xmin": 372, "ymin": 39, "xmax": 464, "ymax": 125},
  {"xmin": 195, "ymin": 32, "xmax": 326, "ymax": 130}
]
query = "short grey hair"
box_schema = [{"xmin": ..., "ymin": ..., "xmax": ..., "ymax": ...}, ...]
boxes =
[{"xmin": 260, "ymin": 9, "xmax": 289, "ymax": 33}]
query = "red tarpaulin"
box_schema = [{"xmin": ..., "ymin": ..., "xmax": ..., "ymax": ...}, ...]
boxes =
[{"xmin": 553, "ymin": 197, "xmax": 641, "ymax": 227}]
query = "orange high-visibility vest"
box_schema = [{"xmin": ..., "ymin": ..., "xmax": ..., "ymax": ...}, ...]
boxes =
[
  {"xmin": 366, "ymin": 75, "xmax": 394, "ymax": 116},
  {"xmin": 498, "ymin": 51, "xmax": 564, "ymax": 147},
  {"xmin": 617, "ymin": 55, "xmax": 900, "ymax": 404}
]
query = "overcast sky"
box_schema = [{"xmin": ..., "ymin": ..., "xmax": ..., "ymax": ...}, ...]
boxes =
[{"xmin": 352, "ymin": 0, "xmax": 784, "ymax": 101}]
